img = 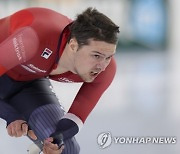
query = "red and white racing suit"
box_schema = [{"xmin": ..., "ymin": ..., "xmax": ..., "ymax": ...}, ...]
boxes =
[{"xmin": 0, "ymin": 7, "xmax": 116, "ymax": 141}]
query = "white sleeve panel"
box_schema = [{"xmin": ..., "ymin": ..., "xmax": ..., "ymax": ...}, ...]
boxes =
[{"xmin": 62, "ymin": 113, "xmax": 83, "ymax": 131}]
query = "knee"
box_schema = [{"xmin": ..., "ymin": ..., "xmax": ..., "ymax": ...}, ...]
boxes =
[
  {"xmin": 63, "ymin": 137, "xmax": 80, "ymax": 154},
  {"xmin": 28, "ymin": 104, "xmax": 64, "ymax": 140}
]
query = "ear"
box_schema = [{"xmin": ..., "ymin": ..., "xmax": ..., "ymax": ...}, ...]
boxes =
[{"xmin": 68, "ymin": 38, "xmax": 78, "ymax": 52}]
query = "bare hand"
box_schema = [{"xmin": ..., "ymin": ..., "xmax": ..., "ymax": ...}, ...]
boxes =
[
  {"xmin": 43, "ymin": 137, "xmax": 64, "ymax": 154},
  {"xmin": 6, "ymin": 120, "xmax": 37, "ymax": 140}
]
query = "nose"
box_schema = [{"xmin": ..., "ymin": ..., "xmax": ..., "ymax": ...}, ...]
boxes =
[{"xmin": 96, "ymin": 61, "xmax": 108, "ymax": 71}]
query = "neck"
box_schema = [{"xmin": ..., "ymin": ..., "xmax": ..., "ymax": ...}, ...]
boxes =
[{"xmin": 50, "ymin": 45, "xmax": 75, "ymax": 75}]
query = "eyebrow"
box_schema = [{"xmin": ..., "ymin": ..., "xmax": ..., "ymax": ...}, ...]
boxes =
[{"xmin": 92, "ymin": 51, "xmax": 115, "ymax": 57}]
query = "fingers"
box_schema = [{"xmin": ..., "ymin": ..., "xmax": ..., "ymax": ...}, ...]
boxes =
[
  {"xmin": 43, "ymin": 138, "xmax": 64, "ymax": 154},
  {"xmin": 21, "ymin": 122, "xmax": 28, "ymax": 135},
  {"xmin": 7, "ymin": 120, "xmax": 28, "ymax": 137},
  {"xmin": 43, "ymin": 145, "xmax": 64, "ymax": 154}
]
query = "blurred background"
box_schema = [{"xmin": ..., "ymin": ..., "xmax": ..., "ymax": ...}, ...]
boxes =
[{"xmin": 0, "ymin": 0, "xmax": 180, "ymax": 153}]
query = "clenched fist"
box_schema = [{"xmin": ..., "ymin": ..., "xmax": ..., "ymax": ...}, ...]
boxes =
[{"xmin": 7, "ymin": 120, "xmax": 37, "ymax": 140}]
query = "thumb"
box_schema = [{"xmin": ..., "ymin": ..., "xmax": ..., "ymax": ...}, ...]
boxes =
[{"xmin": 28, "ymin": 130, "xmax": 37, "ymax": 140}]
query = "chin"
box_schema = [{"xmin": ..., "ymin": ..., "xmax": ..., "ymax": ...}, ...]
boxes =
[
  {"xmin": 85, "ymin": 79, "xmax": 94, "ymax": 83},
  {"xmin": 82, "ymin": 78, "xmax": 93, "ymax": 83},
  {"xmin": 81, "ymin": 75, "xmax": 95, "ymax": 83}
]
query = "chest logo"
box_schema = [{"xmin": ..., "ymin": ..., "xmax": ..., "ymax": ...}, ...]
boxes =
[{"xmin": 41, "ymin": 48, "xmax": 53, "ymax": 59}]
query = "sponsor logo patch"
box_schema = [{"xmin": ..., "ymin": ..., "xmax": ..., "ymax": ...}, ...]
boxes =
[
  {"xmin": 58, "ymin": 77, "xmax": 74, "ymax": 83},
  {"xmin": 41, "ymin": 48, "xmax": 53, "ymax": 59},
  {"xmin": 21, "ymin": 64, "xmax": 47, "ymax": 74}
]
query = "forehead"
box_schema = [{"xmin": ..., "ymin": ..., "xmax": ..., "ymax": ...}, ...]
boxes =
[{"xmin": 86, "ymin": 39, "xmax": 117, "ymax": 54}]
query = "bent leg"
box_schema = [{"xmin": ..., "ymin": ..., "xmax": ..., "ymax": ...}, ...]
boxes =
[
  {"xmin": 28, "ymin": 104, "xmax": 80, "ymax": 154},
  {"xmin": 8, "ymin": 78, "xmax": 80, "ymax": 154}
]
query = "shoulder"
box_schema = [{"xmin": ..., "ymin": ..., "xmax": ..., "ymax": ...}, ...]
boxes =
[
  {"xmin": 9, "ymin": 7, "xmax": 72, "ymax": 33},
  {"xmin": 10, "ymin": 7, "xmax": 62, "ymax": 18}
]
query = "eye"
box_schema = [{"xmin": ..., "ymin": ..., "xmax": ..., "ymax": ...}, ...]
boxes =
[
  {"xmin": 106, "ymin": 56, "xmax": 112, "ymax": 61},
  {"xmin": 94, "ymin": 55, "xmax": 101, "ymax": 59}
]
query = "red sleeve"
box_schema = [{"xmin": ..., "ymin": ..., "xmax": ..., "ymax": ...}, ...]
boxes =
[
  {"xmin": 0, "ymin": 11, "xmax": 39, "ymax": 76},
  {"xmin": 68, "ymin": 57, "xmax": 117, "ymax": 123}
]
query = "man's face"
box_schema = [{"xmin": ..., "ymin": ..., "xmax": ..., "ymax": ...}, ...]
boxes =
[{"xmin": 73, "ymin": 39, "xmax": 116, "ymax": 82}]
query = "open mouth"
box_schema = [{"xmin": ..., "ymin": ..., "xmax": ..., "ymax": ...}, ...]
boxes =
[{"xmin": 90, "ymin": 71, "xmax": 99, "ymax": 77}]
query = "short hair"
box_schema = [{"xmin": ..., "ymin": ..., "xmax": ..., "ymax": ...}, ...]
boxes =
[{"xmin": 68, "ymin": 7, "xmax": 120, "ymax": 47}]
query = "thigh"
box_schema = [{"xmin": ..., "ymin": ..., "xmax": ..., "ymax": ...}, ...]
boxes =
[
  {"xmin": 8, "ymin": 78, "xmax": 61, "ymax": 120},
  {"xmin": 28, "ymin": 103, "xmax": 65, "ymax": 140},
  {"xmin": 0, "ymin": 74, "xmax": 28, "ymax": 99},
  {"xmin": 28, "ymin": 104, "xmax": 80, "ymax": 154}
]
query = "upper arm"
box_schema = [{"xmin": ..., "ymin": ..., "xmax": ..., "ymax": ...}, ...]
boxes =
[
  {"xmin": 0, "ymin": 26, "xmax": 39, "ymax": 75},
  {"xmin": 0, "ymin": 10, "xmax": 39, "ymax": 76}
]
